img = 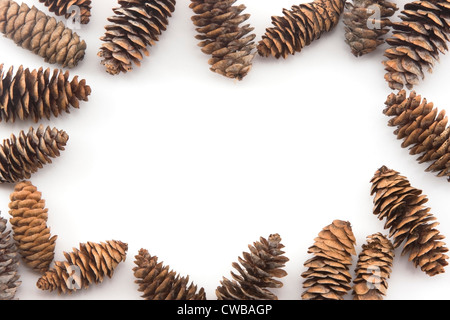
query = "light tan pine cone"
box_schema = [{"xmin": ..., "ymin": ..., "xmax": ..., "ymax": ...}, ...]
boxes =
[
  {"xmin": 98, "ymin": 0, "xmax": 176, "ymax": 75},
  {"xmin": 301, "ymin": 220, "xmax": 357, "ymax": 300},
  {"xmin": 0, "ymin": 0, "xmax": 86, "ymax": 68},
  {"xmin": 38, "ymin": 0, "xmax": 92, "ymax": 24},
  {"xmin": 0, "ymin": 215, "xmax": 21, "ymax": 300},
  {"xmin": 36, "ymin": 240, "xmax": 128, "ymax": 294},
  {"xmin": 190, "ymin": 0, "xmax": 256, "ymax": 80},
  {"xmin": 133, "ymin": 248, "xmax": 206, "ymax": 300},
  {"xmin": 370, "ymin": 166, "xmax": 449, "ymax": 276},
  {"xmin": 216, "ymin": 233, "xmax": 289, "ymax": 300},
  {"xmin": 0, "ymin": 64, "xmax": 91, "ymax": 123},
  {"xmin": 352, "ymin": 233, "xmax": 394, "ymax": 300}
]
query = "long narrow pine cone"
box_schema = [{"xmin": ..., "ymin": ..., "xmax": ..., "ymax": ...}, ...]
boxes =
[
  {"xmin": 133, "ymin": 248, "xmax": 206, "ymax": 300},
  {"xmin": 384, "ymin": 90, "xmax": 450, "ymax": 181},
  {"xmin": 216, "ymin": 234, "xmax": 289, "ymax": 300},
  {"xmin": 343, "ymin": 0, "xmax": 398, "ymax": 57},
  {"xmin": 383, "ymin": 0, "xmax": 450, "ymax": 90},
  {"xmin": 352, "ymin": 233, "xmax": 394, "ymax": 300},
  {"xmin": 98, "ymin": 0, "xmax": 176, "ymax": 75},
  {"xmin": 0, "ymin": 64, "xmax": 91, "ymax": 123},
  {"xmin": 0, "ymin": 215, "xmax": 21, "ymax": 300},
  {"xmin": 301, "ymin": 220, "xmax": 357, "ymax": 300},
  {"xmin": 190, "ymin": 0, "xmax": 256, "ymax": 80},
  {"xmin": 257, "ymin": 0, "xmax": 346, "ymax": 59},
  {"xmin": 0, "ymin": 125, "xmax": 69, "ymax": 183},
  {"xmin": 370, "ymin": 166, "xmax": 449, "ymax": 276},
  {"xmin": 36, "ymin": 240, "xmax": 128, "ymax": 294},
  {"xmin": 0, "ymin": 0, "xmax": 86, "ymax": 68},
  {"xmin": 38, "ymin": 0, "xmax": 92, "ymax": 24},
  {"xmin": 8, "ymin": 181, "xmax": 57, "ymax": 273}
]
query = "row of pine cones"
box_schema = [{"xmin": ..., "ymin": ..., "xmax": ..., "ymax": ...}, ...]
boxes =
[
  {"xmin": 1, "ymin": 165, "xmax": 448, "ymax": 299},
  {"xmin": 2, "ymin": 0, "xmax": 449, "ymax": 89}
]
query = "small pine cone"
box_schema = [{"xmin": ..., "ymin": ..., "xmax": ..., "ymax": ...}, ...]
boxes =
[
  {"xmin": 257, "ymin": 0, "xmax": 346, "ymax": 59},
  {"xmin": 190, "ymin": 0, "xmax": 256, "ymax": 80},
  {"xmin": 370, "ymin": 166, "xmax": 449, "ymax": 276},
  {"xmin": 352, "ymin": 233, "xmax": 394, "ymax": 300},
  {"xmin": 36, "ymin": 240, "xmax": 128, "ymax": 294},
  {"xmin": 301, "ymin": 220, "xmax": 357, "ymax": 300},
  {"xmin": 0, "ymin": 125, "xmax": 69, "ymax": 184},
  {"xmin": 38, "ymin": 0, "xmax": 92, "ymax": 24},
  {"xmin": 343, "ymin": 0, "xmax": 398, "ymax": 57},
  {"xmin": 384, "ymin": 90, "xmax": 450, "ymax": 181},
  {"xmin": 0, "ymin": 215, "xmax": 21, "ymax": 300},
  {"xmin": 133, "ymin": 248, "xmax": 206, "ymax": 300},
  {"xmin": 383, "ymin": 0, "xmax": 450, "ymax": 90},
  {"xmin": 0, "ymin": 0, "xmax": 86, "ymax": 68},
  {"xmin": 98, "ymin": 0, "xmax": 176, "ymax": 75},
  {"xmin": 216, "ymin": 233, "xmax": 289, "ymax": 300},
  {"xmin": 0, "ymin": 64, "xmax": 91, "ymax": 123},
  {"xmin": 8, "ymin": 181, "xmax": 57, "ymax": 273}
]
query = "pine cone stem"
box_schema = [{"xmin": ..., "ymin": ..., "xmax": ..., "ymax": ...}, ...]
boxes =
[
  {"xmin": 38, "ymin": 0, "xmax": 92, "ymax": 24},
  {"xmin": 0, "ymin": 215, "xmax": 21, "ymax": 300}
]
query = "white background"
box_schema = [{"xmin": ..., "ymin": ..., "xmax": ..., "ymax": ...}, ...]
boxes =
[{"xmin": 1, "ymin": 0, "xmax": 450, "ymax": 300}]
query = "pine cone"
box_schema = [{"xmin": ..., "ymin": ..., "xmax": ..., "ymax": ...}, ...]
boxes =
[
  {"xmin": 0, "ymin": 215, "xmax": 21, "ymax": 300},
  {"xmin": 370, "ymin": 166, "xmax": 449, "ymax": 276},
  {"xmin": 343, "ymin": 0, "xmax": 398, "ymax": 57},
  {"xmin": 190, "ymin": 0, "xmax": 256, "ymax": 80},
  {"xmin": 38, "ymin": 0, "xmax": 92, "ymax": 24},
  {"xmin": 352, "ymin": 233, "xmax": 394, "ymax": 300},
  {"xmin": 36, "ymin": 240, "xmax": 128, "ymax": 294},
  {"xmin": 257, "ymin": 0, "xmax": 346, "ymax": 59},
  {"xmin": 383, "ymin": 0, "xmax": 450, "ymax": 90},
  {"xmin": 133, "ymin": 248, "xmax": 206, "ymax": 300},
  {"xmin": 0, "ymin": 0, "xmax": 86, "ymax": 68},
  {"xmin": 301, "ymin": 220, "xmax": 356, "ymax": 300},
  {"xmin": 384, "ymin": 90, "xmax": 450, "ymax": 181},
  {"xmin": 0, "ymin": 125, "xmax": 69, "ymax": 183},
  {"xmin": 216, "ymin": 233, "xmax": 289, "ymax": 300},
  {"xmin": 0, "ymin": 64, "xmax": 91, "ymax": 123},
  {"xmin": 98, "ymin": 0, "xmax": 176, "ymax": 75}
]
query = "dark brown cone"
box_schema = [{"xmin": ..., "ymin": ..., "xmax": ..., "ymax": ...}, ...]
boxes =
[
  {"xmin": 0, "ymin": 215, "xmax": 21, "ymax": 300},
  {"xmin": 343, "ymin": 0, "xmax": 398, "ymax": 57},
  {"xmin": 36, "ymin": 240, "xmax": 128, "ymax": 294},
  {"xmin": 352, "ymin": 233, "xmax": 394, "ymax": 300},
  {"xmin": 301, "ymin": 220, "xmax": 357, "ymax": 300},
  {"xmin": 384, "ymin": 90, "xmax": 450, "ymax": 181},
  {"xmin": 216, "ymin": 234, "xmax": 289, "ymax": 300},
  {"xmin": 133, "ymin": 248, "xmax": 206, "ymax": 300},
  {"xmin": 370, "ymin": 166, "xmax": 449, "ymax": 276},
  {"xmin": 0, "ymin": 64, "xmax": 91, "ymax": 123},
  {"xmin": 190, "ymin": 0, "xmax": 256, "ymax": 80},
  {"xmin": 257, "ymin": 0, "xmax": 346, "ymax": 59},
  {"xmin": 38, "ymin": 0, "xmax": 92, "ymax": 24},
  {"xmin": 98, "ymin": 0, "xmax": 176, "ymax": 75},
  {"xmin": 0, "ymin": 125, "xmax": 69, "ymax": 183},
  {"xmin": 0, "ymin": 0, "xmax": 86, "ymax": 68},
  {"xmin": 383, "ymin": 0, "xmax": 450, "ymax": 90}
]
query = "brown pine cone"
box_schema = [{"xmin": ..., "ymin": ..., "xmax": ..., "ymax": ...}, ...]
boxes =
[
  {"xmin": 0, "ymin": 215, "xmax": 21, "ymax": 300},
  {"xmin": 38, "ymin": 0, "xmax": 92, "ymax": 24},
  {"xmin": 301, "ymin": 220, "xmax": 357, "ymax": 300},
  {"xmin": 0, "ymin": 64, "xmax": 91, "ymax": 123},
  {"xmin": 98, "ymin": 0, "xmax": 176, "ymax": 75},
  {"xmin": 383, "ymin": 0, "xmax": 450, "ymax": 89},
  {"xmin": 133, "ymin": 248, "xmax": 206, "ymax": 300},
  {"xmin": 0, "ymin": 0, "xmax": 86, "ymax": 68},
  {"xmin": 343, "ymin": 0, "xmax": 398, "ymax": 57},
  {"xmin": 190, "ymin": 0, "xmax": 256, "ymax": 80},
  {"xmin": 352, "ymin": 233, "xmax": 394, "ymax": 300},
  {"xmin": 384, "ymin": 90, "xmax": 450, "ymax": 181},
  {"xmin": 370, "ymin": 166, "xmax": 449, "ymax": 276},
  {"xmin": 216, "ymin": 233, "xmax": 289, "ymax": 300},
  {"xmin": 36, "ymin": 240, "xmax": 128, "ymax": 294},
  {"xmin": 257, "ymin": 0, "xmax": 346, "ymax": 59},
  {"xmin": 0, "ymin": 125, "xmax": 69, "ymax": 183}
]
